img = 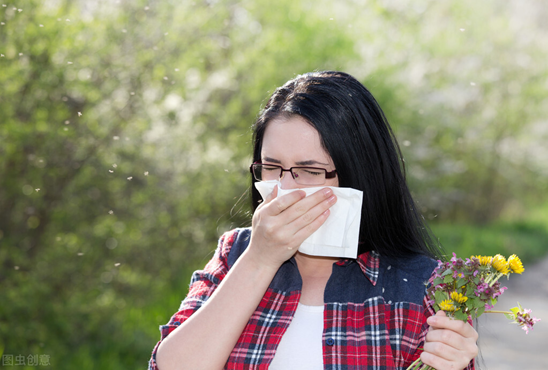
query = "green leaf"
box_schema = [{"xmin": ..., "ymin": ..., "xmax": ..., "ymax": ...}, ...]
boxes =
[
  {"xmin": 443, "ymin": 275, "xmax": 454, "ymax": 284},
  {"xmin": 473, "ymin": 297, "xmax": 484, "ymax": 309},
  {"xmin": 441, "ymin": 269, "xmax": 453, "ymax": 277},
  {"xmin": 476, "ymin": 306, "xmax": 485, "ymax": 317},
  {"xmin": 454, "ymin": 310, "xmax": 469, "ymax": 322},
  {"xmin": 435, "ymin": 289, "xmax": 447, "ymax": 304},
  {"xmin": 465, "ymin": 286, "xmax": 476, "ymax": 298}
]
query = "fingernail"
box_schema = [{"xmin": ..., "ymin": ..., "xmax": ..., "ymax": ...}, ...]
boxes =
[
  {"xmin": 323, "ymin": 188, "xmax": 333, "ymax": 196},
  {"xmin": 328, "ymin": 195, "xmax": 336, "ymax": 204}
]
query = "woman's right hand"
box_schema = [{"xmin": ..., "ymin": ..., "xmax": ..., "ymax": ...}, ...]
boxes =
[{"xmin": 247, "ymin": 185, "xmax": 337, "ymax": 269}]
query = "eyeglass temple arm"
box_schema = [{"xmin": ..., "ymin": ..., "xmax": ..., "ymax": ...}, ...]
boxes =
[{"xmin": 325, "ymin": 169, "xmax": 337, "ymax": 178}]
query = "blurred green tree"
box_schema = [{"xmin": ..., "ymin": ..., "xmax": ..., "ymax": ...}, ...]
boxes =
[
  {"xmin": 342, "ymin": 0, "xmax": 548, "ymax": 224},
  {"xmin": 0, "ymin": 0, "xmax": 355, "ymax": 367}
]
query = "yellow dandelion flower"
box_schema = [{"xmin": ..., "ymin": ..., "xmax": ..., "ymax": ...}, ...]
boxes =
[
  {"xmin": 491, "ymin": 254, "xmax": 510, "ymax": 274},
  {"xmin": 438, "ymin": 299, "xmax": 457, "ymax": 312},
  {"xmin": 475, "ymin": 255, "xmax": 492, "ymax": 266},
  {"xmin": 508, "ymin": 254, "xmax": 524, "ymax": 274},
  {"xmin": 450, "ymin": 291, "xmax": 468, "ymax": 304}
]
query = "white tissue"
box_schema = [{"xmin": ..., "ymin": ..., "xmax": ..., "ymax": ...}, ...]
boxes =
[{"xmin": 254, "ymin": 181, "xmax": 363, "ymax": 258}]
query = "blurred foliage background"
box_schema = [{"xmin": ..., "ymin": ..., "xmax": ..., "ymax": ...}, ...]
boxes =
[{"xmin": 1, "ymin": 0, "xmax": 547, "ymax": 368}]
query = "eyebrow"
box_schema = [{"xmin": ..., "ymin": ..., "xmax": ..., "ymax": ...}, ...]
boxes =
[{"xmin": 262, "ymin": 156, "xmax": 330, "ymax": 166}]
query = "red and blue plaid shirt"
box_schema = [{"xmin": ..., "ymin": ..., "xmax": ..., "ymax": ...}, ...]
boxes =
[{"xmin": 149, "ymin": 228, "xmax": 474, "ymax": 369}]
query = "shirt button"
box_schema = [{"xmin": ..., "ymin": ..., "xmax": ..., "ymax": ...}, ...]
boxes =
[{"xmin": 326, "ymin": 338, "xmax": 335, "ymax": 346}]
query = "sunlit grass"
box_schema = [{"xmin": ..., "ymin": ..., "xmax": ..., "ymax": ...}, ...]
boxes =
[{"xmin": 431, "ymin": 203, "xmax": 548, "ymax": 264}]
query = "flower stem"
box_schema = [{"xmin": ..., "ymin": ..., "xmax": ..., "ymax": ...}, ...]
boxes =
[
  {"xmin": 406, "ymin": 357, "xmax": 435, "ymax": 370},
  {"xmin": 488, "ymin": 272, "xmax": 505, "ymax": 287},
  {"xmin": 407, "ymin": 357, "xmax": 422, "ymax": 369},
  {"xmin": 485, "ymin": 310, "xmax": 510, "ymax": 314}
]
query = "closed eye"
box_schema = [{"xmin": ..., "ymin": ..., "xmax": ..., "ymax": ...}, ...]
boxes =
[{"xmin": 303, "ymin": 169, "xmax": 323, "ymax": 176}]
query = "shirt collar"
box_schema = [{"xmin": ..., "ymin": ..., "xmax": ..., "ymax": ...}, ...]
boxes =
[{"xmin": 335, "ymin": 250, "xmax": 379, "ymax": 286}]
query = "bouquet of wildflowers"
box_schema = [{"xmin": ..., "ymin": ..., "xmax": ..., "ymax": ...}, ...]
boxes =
[{"xmin": 407, "ymin": 253, "xmax": 541, "ymax": 370}]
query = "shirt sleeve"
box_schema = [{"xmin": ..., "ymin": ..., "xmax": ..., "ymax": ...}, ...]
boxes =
[
  {"xmin": 411, "ymin": 270, "xmax": 476, "ymax": 370},
  {"xmin": 148, "ymin": 229, "xmax": 240, "ymax": 370}
]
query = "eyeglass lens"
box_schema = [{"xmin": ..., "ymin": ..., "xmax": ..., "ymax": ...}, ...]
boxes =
[{"xmin": 252, "ymin": 164, "xmax": 327, "ymax": 185}]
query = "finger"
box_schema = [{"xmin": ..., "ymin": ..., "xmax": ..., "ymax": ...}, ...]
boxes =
[
  {"xmin": 292, "ymin": 193, "xmax": 337, "ymax": 230},
  {"xmin": 427, "ymin": 311, "xmax": 476, "ymax": 339},
  {"xmin": 425, "ymin": 328, "xmax": 466, "ymax": 353},
  {"xmin": 292, "ymin": 208, "xmax": 331, "ymax": 243},
  {"xmin": 420, "ymin": 350, "xmax": 458, "ymax": 370},
  {"xmin": 263, "ymin": 189, "xmax": 306, "ymax": 216},
  {"xmin": 425, "ymin": 311, "xmax": 446, "ymax": 331},
  {"xmin": 281, "ymin": 188, "xmax": 335, "ymax": 222},
  {"xmin": 422, "ymin": 340, "xmax": 458, "ymax": 363}
]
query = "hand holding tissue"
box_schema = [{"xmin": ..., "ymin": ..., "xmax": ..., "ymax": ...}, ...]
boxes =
[{"xmin": 254, "ymin": 181, "xmax": 363, "ymax": 259}]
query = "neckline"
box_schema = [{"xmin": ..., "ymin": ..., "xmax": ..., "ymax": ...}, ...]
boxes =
[{"xmin": 297, "ymin": 302, "xmax": 324, "ymax": 313}]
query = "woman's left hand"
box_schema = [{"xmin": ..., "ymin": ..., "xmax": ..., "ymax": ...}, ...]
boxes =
[{"xmin": 420, "ymin": 310, "xmax": 478, "ymax": 370}]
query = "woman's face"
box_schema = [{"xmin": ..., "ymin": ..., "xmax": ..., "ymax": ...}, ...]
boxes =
[{"xmin": 260, "ymin": 115, "xmax": 339, "ymax": 189}]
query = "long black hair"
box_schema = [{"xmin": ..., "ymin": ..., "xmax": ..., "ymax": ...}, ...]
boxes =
[{"xmin": 251, "ymin": 71, "xmax": 442, "ymax": 260}]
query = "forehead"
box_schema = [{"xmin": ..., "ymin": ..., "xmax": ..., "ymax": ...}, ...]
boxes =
[{"xmin": 261, "ymin": 116, "xmax": 333, "ymax": 164}]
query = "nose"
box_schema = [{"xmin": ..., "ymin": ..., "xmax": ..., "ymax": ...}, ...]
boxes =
[{"xmin": 279, "ymin": 170, "xmax": 300, "ymax": 189}]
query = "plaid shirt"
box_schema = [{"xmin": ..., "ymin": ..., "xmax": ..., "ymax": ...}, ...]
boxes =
[{"xmin": 149, "ymin": 228, "xmax": 475, "ymax": 370}]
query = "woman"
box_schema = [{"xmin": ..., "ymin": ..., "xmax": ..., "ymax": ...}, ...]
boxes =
[{"xmin": 149, "ymin": 71, "xmax": 478, "ymax": 369}]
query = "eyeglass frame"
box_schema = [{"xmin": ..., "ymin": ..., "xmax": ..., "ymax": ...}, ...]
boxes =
[{"xmin": 249, "ymin": 161, "xmax": 337, "ymax": 185}]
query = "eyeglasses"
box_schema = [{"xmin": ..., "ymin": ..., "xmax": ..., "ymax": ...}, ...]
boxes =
[{"xmin": 250, "ymin": 162, "xmax": 337, "ymax": 186}]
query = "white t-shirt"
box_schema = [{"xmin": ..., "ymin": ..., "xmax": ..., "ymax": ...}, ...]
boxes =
[{"xmin": 268, "ymin": 303, "xmax": 324, "ymax": 369}]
